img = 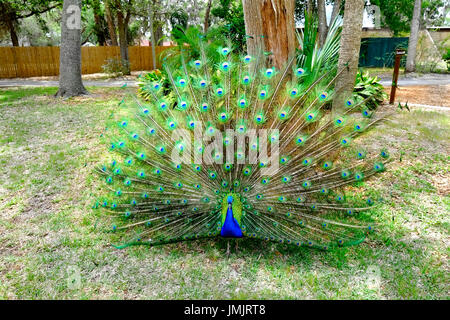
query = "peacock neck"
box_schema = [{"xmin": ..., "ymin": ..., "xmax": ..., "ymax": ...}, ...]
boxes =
[{"xmin": 220, "ymin": 196, "xmax": 243, "ymax": 238}]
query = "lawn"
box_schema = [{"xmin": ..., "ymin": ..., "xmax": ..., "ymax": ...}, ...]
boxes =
[{"xmin": 0, "ymin": 86, "xmax": 448, "ymax": 299}]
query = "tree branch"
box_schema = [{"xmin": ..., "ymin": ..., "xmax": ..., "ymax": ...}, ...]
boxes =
[{"xmin": 17, "ymin": 4, "xmax": 61, "ymax": 19}]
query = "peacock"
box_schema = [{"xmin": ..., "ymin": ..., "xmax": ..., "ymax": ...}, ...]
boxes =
[{"xmin": 93, "ymin": 38, "xmax": 391, "ymax": 251}]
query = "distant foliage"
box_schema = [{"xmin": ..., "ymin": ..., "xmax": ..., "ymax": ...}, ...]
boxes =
[
  {"xmin": 371, "ymin": 0, "xmax": 446, "ymax": 36},
  {"xmin": 210, "ymin": 0, "xmax": 246, "ymax": 50}
]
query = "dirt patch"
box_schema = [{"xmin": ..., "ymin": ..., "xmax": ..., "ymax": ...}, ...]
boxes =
[
  {"xmin": 20, "ymin": 193, "xmax": 56, "ymax": 218},
  {"xmin": 431, "ymin": 172, "xmax": 450, "ymax": 196},
  {"xmin": 385, "ymin": 85, "xmax": 450, "ymax": 107}
]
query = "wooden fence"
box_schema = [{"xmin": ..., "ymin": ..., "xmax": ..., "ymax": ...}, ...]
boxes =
[{"xmin": 0, "ymin": 46, "xmax": 172, "ymax": 78}]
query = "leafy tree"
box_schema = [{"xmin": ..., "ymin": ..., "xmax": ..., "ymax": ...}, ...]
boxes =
[
  {"xmin": 170, "ymin": 9, "xmax": 189, "ymax": 39},
  {"xmin": 13, "ymin": 11, "xmax": 61, "ymax": 46},
  {"xmin": 371, "ymin": 0, "xmax": 414, "ymax": 35},
  {"xmin": 371, "ymin": 0, "xmax": 446, "ymax": 35},
  {"xmin": 84, "ymin": 0, "xmax": 109, "ymax": 45},
  {"xmin": 0, "ymin": 0, "xmax": 62, "ymax": 46},
  {"xmin": 422, "ymin": 0, "xmax": 447, "ymax": 26},
  {"xmin": 210, "ymin": 0, "xmax": 246, "ymax": 50}
]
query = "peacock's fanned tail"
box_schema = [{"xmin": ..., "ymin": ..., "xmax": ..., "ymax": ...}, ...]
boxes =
[{"xmin": 94, "ymin": 41, "xmax": 391, "ymax": 250}]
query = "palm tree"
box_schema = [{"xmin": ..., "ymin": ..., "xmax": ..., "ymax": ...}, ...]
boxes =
[
  {"xmin": 332, "ymin": 0, "xmax": 364, "ymax": 112},
  {"xmin": 317, "ymin": 0, "xmax": 328, "ymax": 47},
  {"xmin": 405, "ymin": 0, "xmax": 422, "ymax": 72}
]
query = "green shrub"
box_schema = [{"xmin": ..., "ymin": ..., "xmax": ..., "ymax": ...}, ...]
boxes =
[
  {"xmin": 353, "ymin": 70, "xmax": 388, "ymax": 110},
  {"xmin": 137, "ymin": 69, "xmax": 168, "ymax": 100},
  {"xmin": 443, "ymin": 49, "xmax": 450, "ymax": 71},
  {"xmin": 101, "ymin": 58, "xmax": 130, "ymax": 76}
]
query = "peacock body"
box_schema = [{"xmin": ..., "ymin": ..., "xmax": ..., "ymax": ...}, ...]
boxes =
[{"xmin": 94, "ymin": 40, "xmax": 390, "ymax": 250}]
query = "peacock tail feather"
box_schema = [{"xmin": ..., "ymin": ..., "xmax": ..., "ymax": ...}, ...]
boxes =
[{"xmin": 94, "ymin": 38, "xmax": 391, "ymax": 250}]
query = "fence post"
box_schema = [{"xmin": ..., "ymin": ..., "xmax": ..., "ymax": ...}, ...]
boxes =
[{"xmin": 389, "ymin": 48, "xmax": 406, "ymax": 104}]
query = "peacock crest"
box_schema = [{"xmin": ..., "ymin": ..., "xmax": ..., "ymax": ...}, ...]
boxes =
[{"xmin": 94, "ymin": 38, "xmax": 391, "ymax": 250}]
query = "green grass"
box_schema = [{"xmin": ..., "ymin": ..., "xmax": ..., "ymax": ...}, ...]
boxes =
[
  {"xmin": 360, "ymin": 67, "xmax": 404, "ymax": 78},
  {"xmin": 0, "ymin": 87, "xmax": 448, "ymax": 299},
  {"xmin": 0, "ymin": 87, "xmax": 58, "ymax": 103},
  {"xmin": 362, "ymin": 66, "xmax": 450, "ymax": 78}
]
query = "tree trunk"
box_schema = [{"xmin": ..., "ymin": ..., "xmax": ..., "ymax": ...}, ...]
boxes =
[
  {"xmin": 56, "ymin": 0, "xmax": 87, "ymax": 97},
  {"xmin": 153, "ymin": 0, "xmax": 163, "ymax": 44},
  {"xmin": 332, "ymin": 0, "xmax": 364, "ymax": 113},
  {"xmin": 0, "ymin": 2, "xmax": 19, "ymax": 46},
  {"xmin": 330, "ymin": 0, "xmax": 342, "ymax": 25},
  {"xmin": 92, "ymin": 0, "xmax": 107, "ymax": 46},
  {"xmin": 242, "ymin": 0, "xmax": 296, "ymax": 69},
  {"xmin": 318, "ymin": 0, "xmax": 328, "ymax": 47},
  {"xmin": 149, "ymin": 1, "xmax": 157, "ymax": 69},
  {"xmin": 405, "ymin": 0, "xmax": 422, "ymax": 73},
  {"xmin": 105, "ymin": 1, "xmax": 118, "ymax": 46},
  {"xmin": 242, "ymin": 0, "xmax": 264, "ymax": 57},
  {"xmin": 7, "ymin": 18, "xmax": 19, "ymax": 47},
  {"xmin": 94, "ymin": 12, "xmax": 107, "ymax": 46},
  {"xmin": 204, "ymin": 0, "xmax": 213, "ymax": 33},
  {"xmin": 117, "ymin": 9, "xmax": 130, "ymax": 74},
  {"xmin": 154, "ymin": 24, "xmax": 163, "ymax": 44}
]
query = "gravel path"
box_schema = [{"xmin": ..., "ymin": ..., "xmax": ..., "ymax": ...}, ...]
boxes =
[
  {"xmin": 0, "ymin": 79, "xmax": 138, "ymax": 88},
  {"xmin": 379, "ymin": 73, "xmax": 450, "ymax": 86}
]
